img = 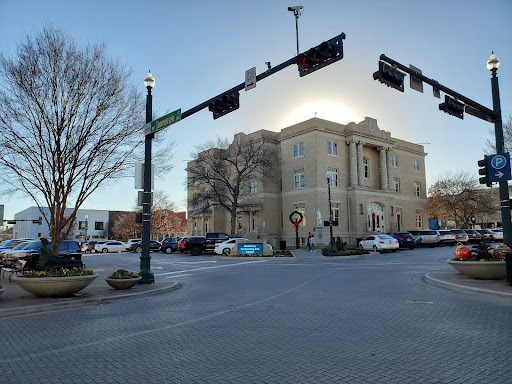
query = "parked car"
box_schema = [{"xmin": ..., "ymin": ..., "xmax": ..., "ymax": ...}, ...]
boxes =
[
  {"xmin": 476, "ymin": 229, "xmax": 494, "ymax": 242},
  {"xmin": 465, "ymin": 229, "xmax": 482, "ymax": 243},
  {"xmin": 178, "ymin": 233, "xmax": 231, "ymax": 256},
  {"xmin": 388, "ymin": 232, "xmax": 416, "ymax": 250},
  {"xmin": 0, "ymin": 238, "xmax": 37, "ymax": 251},
  {"xmin": 358, "ymin": 235, "xmax": 398, "ymax": 252},
  {"xmin": 160, "ymin": 237, "xmax": 182, "ymax": 254},
  {"xmin": 0, "ymin": 241, "xmax": 40, "ymax": 264},
  {"xmin": 81, "ymin": 241, "xmax": 98, "ymax": 253},
  {"xmin": 128, "ymin": 240, "xmax": 161, "ymax": 253},
  {"xmin": 490, "ymin": 229, "xmax": 503, "ymax": 242},
  {"xmin": 409, "ymin": 230, "xmax": 439, "ymax": 247},
  {"xmin": 94, "ymin": 241, "xmax": 128, "ymax": 253},
  {"xmin": 451, "ymin": 229, "xmax": 469, "ymax": 244},
  {"xmin": 127, "ymin": 238, "xmax": 142, "ymax": 246},
  {"xmin": 435, "ymin": 230, "xmax": 456, "ymax": 246},
  {"xmin": 214, "ymin": 238, "xmax": 248, "ymax": 255}
]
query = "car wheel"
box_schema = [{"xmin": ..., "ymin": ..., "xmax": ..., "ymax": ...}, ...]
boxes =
[
  {"xmin": 392, "ymin": 249, "xmax": 397, "ymax": 252},
  {"xmin": 165, "ymin": 247, "xmax": 173, "ymax": 254},
  {"xmin": 191, "ymin": 246, "xmax": 202, "ymax": 256},
  {"xmin": 102, "ymin": 248, "xmax": 108, "ymax": 253},
  {"xmin": 373, "ymin": 245, "xmax": 378, "ymax": 252},
  {"xmin": 136, "ymin": 247, "xmax": 142, "ymax": 253},
  {"xmin": 409, "ymin": 246, "xmax": 415, "ymax": 250},
  {"xmin": 90, "ymin": 249, "xmax": 96, "ymax": 253},
  {"xmin": 222, "ymin": 248, "xmax": 230, "ymax": 256}
]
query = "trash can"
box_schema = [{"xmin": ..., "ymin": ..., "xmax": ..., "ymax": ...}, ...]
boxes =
[
  {"xmin": 505, "ymin": 250, "xmax": 512, "ymax": 286},
  {"xmin": 279, "ymin": 240, "xmax": 286, "ymax": 251}
]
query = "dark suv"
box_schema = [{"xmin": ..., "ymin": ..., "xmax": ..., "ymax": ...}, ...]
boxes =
[{"xmin": 388, "ymin": 232, "xmax": 416, "ymax": 250}]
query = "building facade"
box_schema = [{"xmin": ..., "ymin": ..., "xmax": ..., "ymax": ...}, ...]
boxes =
[{"xmin": 187, "ymin": 117, "xmax": 427, "ymax": 247}]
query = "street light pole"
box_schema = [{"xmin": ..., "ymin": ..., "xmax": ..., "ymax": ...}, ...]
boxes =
[
  {"xmin": 139, "ymin": 71, "xmax": 155, "ymax": 284},
  {"xmin": 487, "ymin": 53, "xmax": 511, "ymax": 246},
  {"xmin": 326, "ymin": 172, "xmax": 334, "ymax": 252}
]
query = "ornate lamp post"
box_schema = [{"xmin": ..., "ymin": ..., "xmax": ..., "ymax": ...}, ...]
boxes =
[
  {"xmin": 139, "ymin": 71, "xmax": 155, "ymax": 284},
  {"xmin": 326, "ymin": 172, "xmax": 334, "ymax": 252},
  {"xmin": 487, "ymin": 53, "xmax": 511, "ymax": 246}
]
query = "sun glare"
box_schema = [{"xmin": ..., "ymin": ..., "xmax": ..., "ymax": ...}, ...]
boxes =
[{"xmin": 281, "ymin": 100, "xmax": 359, "ymax": 128}]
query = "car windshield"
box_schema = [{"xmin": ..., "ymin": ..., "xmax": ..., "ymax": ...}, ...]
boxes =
[{"xmin": 11, "ymin": 242, "xmax": 33, "ymax": 250}]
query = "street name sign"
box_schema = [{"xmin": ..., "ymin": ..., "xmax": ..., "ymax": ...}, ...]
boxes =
[
  {"xmin": 144, "ymin": 109, "xmax": 181, "ymax": 135},
  {"xmin": 488, "ymin": 153, "xmax": 512, "ymax": 183}
]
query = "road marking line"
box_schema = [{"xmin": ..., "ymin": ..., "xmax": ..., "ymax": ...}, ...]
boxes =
[{"xmin": 155, "ymin": 260, "xmax": 266, "ymax": 276}]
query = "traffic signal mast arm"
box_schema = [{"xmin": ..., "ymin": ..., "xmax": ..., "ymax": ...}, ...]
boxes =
[
  {"xmin": 379, "ymin": 54, "xmax": 496, "ymax": 123},
  {"xmin": 181, "ymin": 57, "xmax": 297, "ymax": 121}
]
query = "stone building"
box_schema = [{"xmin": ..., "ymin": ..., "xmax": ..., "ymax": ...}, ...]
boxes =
[{"xmin": 187, "ymin": 117, "xmax": 427, "ymax": 247}]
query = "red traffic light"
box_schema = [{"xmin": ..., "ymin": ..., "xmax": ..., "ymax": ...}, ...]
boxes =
[{"xmin": 296, "ymin": 33, "xmax": 345, "ymax": 77}]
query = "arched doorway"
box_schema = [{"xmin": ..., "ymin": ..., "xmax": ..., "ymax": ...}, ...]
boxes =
[{"xmin": 367, "ymin": 202, "xmax": 385, "ymax": 233}]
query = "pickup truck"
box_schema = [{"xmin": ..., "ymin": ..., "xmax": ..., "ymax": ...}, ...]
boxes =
[{"xmin": 179, "ymin": 233, "xmax": 230, "ymax": 256}]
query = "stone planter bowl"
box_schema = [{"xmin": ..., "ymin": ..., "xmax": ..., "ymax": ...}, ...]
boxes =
[
  {"xmin": 447, "ymin": 260, "xmax": 506, "ymax": 280},
  {"xmin": 105, "ymin": 276, "xmax": 142, "ymax": 290},
  {"xmin": 12, "ymin": 274, "xmax": 98, "ymax": 297}
]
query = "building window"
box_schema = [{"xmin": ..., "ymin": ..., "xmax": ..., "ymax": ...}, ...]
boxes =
[
  {"xmin": 416, "ymin": 210, "xmax": 422, "ymax": 228},
  {"xmin": 95, "ymin": 222, "xmax": 104, "ymax": 231},
  {"xmin": 392, "ymin": 155, "xmax": 398, "ymax": 167},
  {"xmin": 250, "ymin": 177, "xmax": 257, "ymax": 193},
  {"xmin": 413, "ymin": 159, "xmax": 419, "ymax": 171},
  {"xmin": 328, "ymin": 141, "xmax": 338, "ymax": 156},
  {"xmin": 394, "ymin": 178, "xmax": 400, "ymax": 193},
  {"xmin": 294, "ymin": 203, "xmax": 306, "ymax": 226},
  {"xmin": 295, "ymin": 169, "xmax": 304, "ymax": 189},
  {"xmin": 327, "ymin": 168, "xmax": 338, "ymax": 187},
  {"xmin": 414, "ymin": 181, "xmax": 421, "ymax": 197},
  {"xmin": 331, "ymin": 203, "xmax": 340, "ymax": 223},
  {"xmin": 293, "ymin": 142, "xmax": 304, "ymax": 158},
  {"xmin": 363, "ymin": 157, "xmax": 370, "ymax": 178}
]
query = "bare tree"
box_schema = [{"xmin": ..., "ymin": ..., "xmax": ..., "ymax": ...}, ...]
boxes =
[
  {"xmin": 485, "ymin": 114, "xmax": 512, "ymax": 154},
  {"xmin": 187, "ymin": 131, "xmax": 279, "ymax": 236},
  {"xmin": 0, "ymin": 26, "xmax": 159, "ymax": 254},
  {"xmin": 112, "ymin": 213, "xmax": 141, "ymax": 239},
  {"xmin": 428, "ymin": 171, "xmax": 498, "ymax": 228}
]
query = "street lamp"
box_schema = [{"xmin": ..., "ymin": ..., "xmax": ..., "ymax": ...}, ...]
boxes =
[
  {"xmin": 140, "ymin": 71, "xmax": 155, "ymax": 284},
  {"xmin": 326, "ymin": 171, "xmax": 334, "ymax": 252},
  {"xmin": 85, "ymin": 215, "xmax": 88, "ymax": 242},
  {"xmin": 487, "ymin": 53, "xmax": 511, "ymax": 246},
  {"xmin": 288, "ymin": 5, "xmax": 303, "ymax": 56}
]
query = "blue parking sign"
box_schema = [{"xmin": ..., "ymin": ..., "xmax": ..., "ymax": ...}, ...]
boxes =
[{"xmin": 488, "ymin": 153, "xmax": 512, "ymax": 182}]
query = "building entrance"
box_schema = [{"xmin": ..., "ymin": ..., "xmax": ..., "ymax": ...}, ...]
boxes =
[{"xmin": 367, "ymin": 202, "xmax": 385, "ymax": 233}]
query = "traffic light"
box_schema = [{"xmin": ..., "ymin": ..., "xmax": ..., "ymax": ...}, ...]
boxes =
[
  {"xmin": 478, "ymin": 155, "xmax": 491, "ymax": 187},
  {"xmin": 296, "ymin": 33, "xmax": 345, "ymax": 77},
  {"xmin": 208, "ymin": 92, "xmax": 240, "ymax": 120},
  {"xmin": 373, "ymin": 61, "xmax": 405, "ymax": 92},
  {"xmin": 439, "ymin": 95, "xmax": 464, "ymax": 119}
]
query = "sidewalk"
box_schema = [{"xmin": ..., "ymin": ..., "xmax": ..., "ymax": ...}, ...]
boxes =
[{"xmin": 0, "ymin": 266, "xmax": 179, "ymax": 318}]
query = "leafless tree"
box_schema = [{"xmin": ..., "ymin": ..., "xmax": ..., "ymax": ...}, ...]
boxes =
[
  {"xmin": 485, "ymin": 114, "xmax": 512, "ymax": 154},
  {"xmin": 428, "ymin": 171, "xmax": 499, "ymax": 228},
  {"xmin": 0, "ymin": 26, "xmax": 174, "ymax": 254},
  {"xmin": 187, "ymin": 131, "xmax": 279, "ymax": 236}
]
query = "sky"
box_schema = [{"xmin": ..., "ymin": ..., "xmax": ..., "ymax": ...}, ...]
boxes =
[{"xmin": 0, "ymin": 0, "xmax": 511, "ymax": 223}]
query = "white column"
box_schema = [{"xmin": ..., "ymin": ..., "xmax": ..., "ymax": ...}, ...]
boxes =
[
  {"xmin": 348, "ymin": 140, "xmax": 358, "ymax": 187},
  {"xmin": 387, "ymin": 148, "xmax": 394, "ymax": 191},
  {"xmin": 379, "ymin": 147, "xmax": 388, "ymax": 190},
  {"xmin": 357, "ymin": 141, "xmax": 364, "ymax": 187}
]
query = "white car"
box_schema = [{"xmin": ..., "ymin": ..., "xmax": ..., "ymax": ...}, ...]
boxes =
[
  {"xmin": 490, "ymin": 229, "xmax": 503, "ymax": 242},
  {"xmin": 359, "ymin": 235, "xmax": 399, "ymax": 253},
  {"xmin": 94, "ymin": 240, "xmax": 128, "ymax": 253},
  {"xmin": 214, "ymin": 238, "xmax": 248, "ymax": 255}
]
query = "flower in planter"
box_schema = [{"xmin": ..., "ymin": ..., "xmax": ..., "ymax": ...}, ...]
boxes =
[
  {"xmin": 107, "ymin": 269, "xmax": 139, "ymax": 279},
  {"xmin": 23, "ymin": 268, "xmax": 95, "ymax": 278}
]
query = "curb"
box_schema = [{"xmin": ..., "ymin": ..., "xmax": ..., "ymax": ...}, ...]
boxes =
[
  {"xmin": 423, "ymin": 273, "xmax": 512, "ymax": 298},
  {"xmin": 0, "ymin": 281, "xmax": 180, "ymax": 318}
]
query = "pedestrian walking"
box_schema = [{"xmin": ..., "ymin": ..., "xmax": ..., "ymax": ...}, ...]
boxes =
[
  {"xmin": 307, "ymin": 232, "xmax": 312, "ymax": 251},
  {"xmin": 310, "ymin": 233, "xmax": 315, "ymax": 252}
]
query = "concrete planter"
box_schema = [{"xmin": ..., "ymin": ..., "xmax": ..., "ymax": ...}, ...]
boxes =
[
  {"xmin": 105, "ymin": 276, "xmax": 141, "ymax": 290},
  {"xmin": 447, "ymin": 260, "xmax": 506, "ymax": 280},
  {"xmin": 12, "ymin": 274, "xmax": 98, "ymax": 297}
]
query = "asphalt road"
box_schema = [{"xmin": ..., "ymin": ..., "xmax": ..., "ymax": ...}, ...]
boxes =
[{"xmin": 1, "ymin": 247, "xmax": 511, "ymax": 384}]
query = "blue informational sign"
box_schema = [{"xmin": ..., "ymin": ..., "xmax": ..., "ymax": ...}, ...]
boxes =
[
  {"xmin": 488, "ymin": 153, "xmax": 512, "ymax": 183},
  {"xmin": 238, "ymin": 243, "xmax": 263, "ymax": 255}
]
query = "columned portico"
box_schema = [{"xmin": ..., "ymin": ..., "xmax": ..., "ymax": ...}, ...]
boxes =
[
  {"xmin": 386, "ymin": 148, "xmax": 394, "ymax": 191},
  {"xmin": 348, "ymin": 140, "xmax": 358, "ymax": 187}
]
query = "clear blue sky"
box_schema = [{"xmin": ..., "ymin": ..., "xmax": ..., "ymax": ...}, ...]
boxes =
[{"xmin": 1, "ymin": 0, "xmax": 511, "ymax": 222}]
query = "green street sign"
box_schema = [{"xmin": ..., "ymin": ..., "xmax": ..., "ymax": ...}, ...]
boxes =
[{"xmin": 144, "ymin": 109, "xmax": 181, "ymax": 135}]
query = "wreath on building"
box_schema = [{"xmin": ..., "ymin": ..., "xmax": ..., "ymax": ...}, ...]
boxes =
[{"xmin": 289, "ymin": 211, "xmax": 303, "ymax": 228}]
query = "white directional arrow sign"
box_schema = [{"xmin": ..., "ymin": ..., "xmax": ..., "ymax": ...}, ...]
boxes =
[{"xmin": 495, "ymin": 171, "xmax": 504, "ymax": 179}]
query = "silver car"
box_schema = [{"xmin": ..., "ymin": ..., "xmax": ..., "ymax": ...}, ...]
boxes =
[{"xmin": 416, "ymin": 230, "xmax": 439, "ymax": 247}]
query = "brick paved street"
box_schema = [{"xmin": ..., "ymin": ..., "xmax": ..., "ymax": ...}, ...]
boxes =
[{"xmin": 1, "ymin": 248, "xmax": 511, "ymax": 383}]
